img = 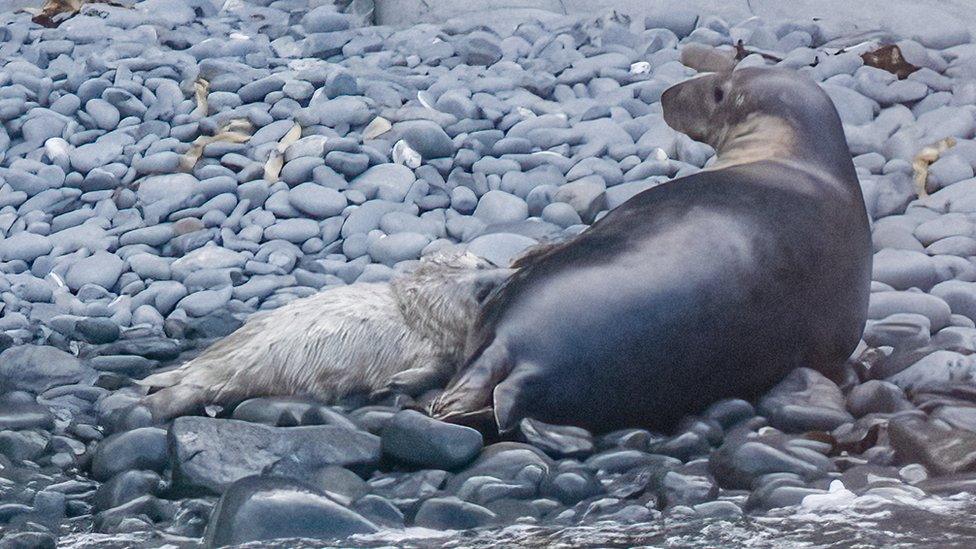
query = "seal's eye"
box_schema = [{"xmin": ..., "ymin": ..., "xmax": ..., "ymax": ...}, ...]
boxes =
[{"xmin": 713, "ymin": 87, "xmax": 724, "ymax": 103}]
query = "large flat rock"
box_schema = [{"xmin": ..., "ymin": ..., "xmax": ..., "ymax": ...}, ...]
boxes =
[{"xmin": 169, "ymin": 417, "xmax": 381, "ymax": 494}]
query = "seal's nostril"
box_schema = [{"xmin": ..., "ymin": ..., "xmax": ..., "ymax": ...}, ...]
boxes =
[{"xmin": 714, "ymin": 87, "xmax": 725, "ymax": 103}]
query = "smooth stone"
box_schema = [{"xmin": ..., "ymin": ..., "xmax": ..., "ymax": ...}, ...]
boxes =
[
  {"xmin": 264, "ymin": 218, "xmax": 321, "ymax": 243},
  {"xmin": 931, "ymin": 280, "xmax": 976, "ymax": 323},
  {"xmin": 868, "ymin": 291, "xmax": 952, "ymax": 332},
  {"xmin": 518, "ymin": 418, "xmax": 594, "ymax": 459},
  {"xmin": 93, "ymin": 471, "xmax": 162, "ymax": 512},
  {"xmin": 863, "ymin": 313, "xmax": 931, "ymax": 349},
  {"xmin": 710, "ymin": 437, "xmax": 826, "ymax": 490},
  {"xmin": 846, "ymin": 380, "xmax": 914, "ymax": 417},
  {"xmin": 0, "ymin": 401, "xmax": 54, "ymax": 430},
  {"xmin": 446, "ymin": 442, "xmax": 552, "ymax": 493},
  {"xmin": 90, "ymin": 428, "xmax": 168, "ymax": 482},
  {"xmin": 758, "ymin": 368, "xmax": 854, "ymax": 433},
  {"xmin": 660, "ymin": 472, "xmax": 718, "ymax": 508},
  {"xmin": 0, "ymin": 231, "xmax": 52, "ymax": 263},
  {"xmin": 381, "ymin": 410, "xmax": 483, "ymax": 471},
  {"xmin": 553, "ymin": 177, "xmax": 608, "ymax": 223},
  {"xmin": 75, "ymin": 317, "xmax": 121, "ymax": 344},
  {"xmin": 351, "ymin": 164, "xmax": 416, "ymax": 202},
  {"xmin": 137, "ymin": 173, "xmax": 198, "ymax": 205},
  {"xmin": 889, "ymin": 416, "xmax": 976, "ymax": 476},
  {"xmin": 413, "ymin": 496, "xmax": 496, "ymax": 530},
  {"xmin": 367, "ymin": 233, "xmax": 429, "ymax": 266},
  {"xmin": 65, "ymin": 251, "xmax": 125, "ymax": 291},
  {"xmin": 206, "ymin": 476, "xmax": 377, "ymax": 547},
  {"xmin": 872, "ymin": 249, "xmax": 943, "ymax": 291},
  {"xmin": 541, "ymin": 470, "xmax": 604, "ymax": 505},
  {"xmin": 466, "ymin": 233, "xmax": 537, "ymax": 267},
  {"xmin": 393, "ymin": 120, "xmax": 455, "ymax": 159},
  {"xmin": 473, "ymin": 190, "xmax": 528, "ymax": 225},
  {"xmin": 888, "ymin": 351, "xmax": 976, "ymax": 393},
  {"xmin": 0, "ymin": 345, "xmax": 94, "ymax": 393}
]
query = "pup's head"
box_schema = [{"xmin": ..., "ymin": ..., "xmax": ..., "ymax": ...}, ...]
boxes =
[
  {"xmin": 392, "ymin": 251, "xmax": 514, "ymax": 341},
  {"xmin": 408, "ymin": 250, "xmax": 512, "ymax": 304}
]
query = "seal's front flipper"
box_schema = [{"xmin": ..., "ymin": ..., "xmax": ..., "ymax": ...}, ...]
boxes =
[
  {"xmin": 492, "ymin": 366, "xmax": 539, "ymax": 434},
  {"xmin": 429, "ymin": 338, "xmax": 510, "ymax": 427}
]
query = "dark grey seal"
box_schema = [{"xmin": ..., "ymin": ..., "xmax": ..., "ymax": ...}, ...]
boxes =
[{"xmin": 430, "ymin": 67, "xmax": 873, "ymax": 434}]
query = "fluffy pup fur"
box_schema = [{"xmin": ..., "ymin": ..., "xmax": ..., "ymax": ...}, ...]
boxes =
[{"xmin": 140, "ymin": 251, "xmax": 513, "ymax": 421}]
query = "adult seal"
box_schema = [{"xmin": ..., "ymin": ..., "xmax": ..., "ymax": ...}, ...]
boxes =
[{"xmin": 430, "ymin": 67, "xmax": 873, "ymax": 434}]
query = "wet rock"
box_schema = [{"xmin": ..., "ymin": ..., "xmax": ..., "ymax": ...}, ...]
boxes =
[
  {"xmin": 369, "ymin": 469, "xmax": 448, "ymax": 510},
  {"xmin": 758, "ymin": 368, "xmax": 854, "ymax": 433},
  {"xmin": 93, "ymin": 471, "xmax": 162, "ymax": 512},
  {"xmin": 205, "ymin": 476, "xmax": 377, "ymax": 547},
  {"xmin": 659, "ymin": 472, "xmax": 719, "ymax": 508},
  {"xmin": 169, "ymin": 417, "xmax": 380, "ymax": 494},
  {"xmin": 308, "ymin": 465, "xmax": 369, "ymax": 505},
  {"xmin": 888, "ymin": 351, "xmax": 976, "ymax": 393},
  {"xmin": 0, "ymin": 532, "xmax": 56, "ymax": 548},
  {"xmin": 352, "ymin": 494, "xmax": 405, "ymax": 528},
  {"xmin": 889, "ymin": 416, "xmax": 976, "ymax": 475},
  {"xmin": 76, "ymin": 317, "xmax": 121, "ymax": 344},
  {"xmin": 0, "ymin": 345, "xmax": 94, "ymax": 393},
  {"xmin": 231, "ymin": 397, "xmax": 357, "ymax": 429},
  {"xmin": 413, "ymin": 496, "xmax": 496, "ymax": 530},
  {"xmin": 91, "ymin": 428, "xmax": 168, "ymax": 481},
  {"xmin": 518, "ymin": 418, "xmax": 594, "ymax": 459},
  {"xmin": 710, "ymin": 436, "xmax": 828, "ymax": 490},
  {"xmin": 846, "ymin": 380, "xmax": 914, "ymax": 417},
  {"xmin": 586, "ymin": 450, "xmax": 681, "ymax": 475},
  {"xmin": 540, "ymin": 470, "xmax": 604, "ymax": 505},
  {"xmin": 0, "ymin": 400, "xmax": 53, "ymax": 430},
  {"xmin": 381, "ymin": 410, "xmax": 483, "ymax": 471},
  {"xmin": 446, "ymin": 442, "xmax": 551, "ymax": 493},
  {"xmin": 704, "ymin": 399, "xmax": 756, "ymax": 429}
]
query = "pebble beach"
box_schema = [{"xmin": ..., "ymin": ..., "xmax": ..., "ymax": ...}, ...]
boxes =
[{"xmin": 3, "ymin": 1, "xmax": 976, "ymax": 547}]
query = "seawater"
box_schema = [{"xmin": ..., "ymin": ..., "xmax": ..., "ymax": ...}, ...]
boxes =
[{"xmin": 59, "ymin": 492, "xmax": 976, "ymax": 549}]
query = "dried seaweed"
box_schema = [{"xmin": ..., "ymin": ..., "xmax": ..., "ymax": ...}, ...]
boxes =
[
  {"xmin": 913, "ymin": 137, "xmax": 957, "ymax": 197},
  {"xmin": 264, "ymin": 123, "xmax": 302, "ymax": 182},
  {"xmin": 179, "ymin": 118, "xmax": 253, "ymax": 172},
  {"xmin": 861, "ymin": 44, "xmax": 920, "ymax": 79},
  {"xmin": 27, "ymin": 0, "xmax": 126, "ymax": 28},
  {"xmin": 192, "ymin": 78, "xmax": 210, "ymax": 119},
  {"xmin": 363, "ymin": 116, "xmax": 392, "ymax": 140}
]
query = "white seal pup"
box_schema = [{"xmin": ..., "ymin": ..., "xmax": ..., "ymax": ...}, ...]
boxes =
[{"xmin": 140, "ymin": 252, "xmax": 513, "ymax": 421}]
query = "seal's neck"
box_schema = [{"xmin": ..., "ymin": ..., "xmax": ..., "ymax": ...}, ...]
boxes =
[
  {"xmin": 707, "ymin": 112, "xmax": 857, "ymax": 187},
  {"xmin": 707, "ymin": 114, "xmax": 795, "ymax": 171}
]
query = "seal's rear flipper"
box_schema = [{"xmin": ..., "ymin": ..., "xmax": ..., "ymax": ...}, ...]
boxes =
[
  {"xmin": 142, "ymin": 384, "xmax": 208, "ymax": 422},
  {"xmin": 136, "ymin": 367, "xmax": 187, "ymax": 391}
]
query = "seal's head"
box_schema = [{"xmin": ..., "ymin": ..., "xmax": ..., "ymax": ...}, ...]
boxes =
[{"xmin": 662, "ymin": 67, "xmax": 852, "ymax": 176}]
